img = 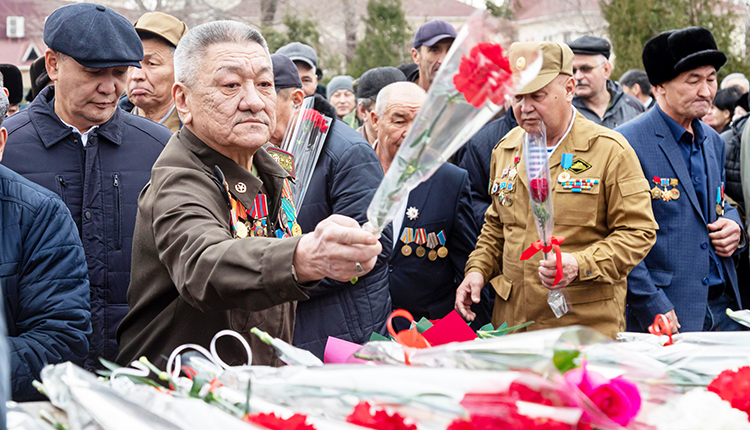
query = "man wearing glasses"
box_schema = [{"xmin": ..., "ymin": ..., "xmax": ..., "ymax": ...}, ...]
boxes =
[{"xmin": 568, "ymin": 36, "xmax": 644, "ymax": 129}]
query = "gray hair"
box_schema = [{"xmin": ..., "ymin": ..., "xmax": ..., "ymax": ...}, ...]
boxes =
[
  {"xmin": 374, "ymin": 82, "xmax": 425, "ymax": 118},
  {"xmin": 721, "ymin": 73, "xmax": 749, "ymax": 91},
  {"xmin": 358, "ymin": 98, "xmax": 374, "ymax": 112},
  {"xmin": 0, "ymin": 89, "xmax": 9, "ymax": 126},
  {"xmin": 174, "ymin": 20, "xmax": 270, "ymax": 88}
]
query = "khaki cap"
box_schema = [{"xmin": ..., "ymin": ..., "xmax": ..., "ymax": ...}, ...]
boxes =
[
  {"xmin": 510, "ymin": 41, "xmax": 573, "ymax": 95},
  {"xmin": 134, "ymin": 12, "xmax": 188, "ymax": 48}
]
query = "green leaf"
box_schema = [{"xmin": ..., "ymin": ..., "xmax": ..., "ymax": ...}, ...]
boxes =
[
  {"xmin": 415, "ymin": 317, "xmax": 434, "ymax": 333},
  {"xmin": 479, "ymin": 322, "xmax": 495, "ymax": 332},
  {"xmin": 370, "ymin": 332, "xmax": 390, "ymax": 341},
  {"xmin": 553, "ymin": 349, "xmax": 580, "ymax": 374}
]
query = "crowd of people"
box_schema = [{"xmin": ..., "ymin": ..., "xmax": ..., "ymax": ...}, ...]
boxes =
[{"xmin": 0, "ymin": 2, "xmax": 748, "ymax": 402}]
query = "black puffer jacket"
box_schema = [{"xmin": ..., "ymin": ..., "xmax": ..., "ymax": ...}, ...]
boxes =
[{"xmin": 721, "ymin": 113, "xmax": 748, "ymax": 211}]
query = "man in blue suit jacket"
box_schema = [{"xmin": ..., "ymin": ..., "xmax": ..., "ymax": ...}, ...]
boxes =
[
  {"xmin": 371, "ymin": 82, "xmax": 483, "ymax": 327},
  {"xmin": 617, "ymin": 27, "xmax": 747, "ymax": 333}
]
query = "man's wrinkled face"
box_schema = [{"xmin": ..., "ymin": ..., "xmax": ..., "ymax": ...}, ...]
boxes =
[
  {"xmin": 330, "ymin": 89, "xmax": 355, "ymax": 118},
  {"xmin": 182, "ymin": 42, "xmax": 276, "ymax": 152},
  {"xmin": 657, "ymin": 65, "xmax": 717, "ymax": 122},
  {"xmin": 412, "ymin": 39, "xmax": 453, "ymax": 87},
  {"xmin": 127, "ymin": 38, "xmax": 176, "ymax": 113},
  {"xmin": 375, "ymin": 95, "xmax": 423, "ymax": 161},
  {"xmin": 512, "ymin": 75, "xmax": 575, "ymax": 136},
  {"xmin": 572, "ymin": 54, "xmax": 610, "ymax": 100},
  {"xmin": 296, "ymin": 62, "xmax": 317, "ymax": 97},
  {"xmin": 47, "ymin": 51, "xmax": 127, "ymax": 131}
]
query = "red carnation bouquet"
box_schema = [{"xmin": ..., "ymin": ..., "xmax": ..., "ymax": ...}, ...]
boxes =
[
  {"xmin": 708, "ymin": 366, "xmax": 750, "ymax": 421},
  {"xmin": 363, "ymin": 11, "xmax": 542, "ymax": 234}
]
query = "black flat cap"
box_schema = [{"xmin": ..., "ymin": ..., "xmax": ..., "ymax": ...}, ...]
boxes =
[
  {"xmin": 356, "ymin": 67, "xmax": 406, "ymax": 100},
  {"xmin": 643, "ymin": 27, "xmax": 726, "ymax": 86},
  {"xmin": 29, "ymin": 57, "xmax": 50, "ymax": 100},
  {"xmin": 44, "ymin": 3, "xmax": 143, "ymax": 69},
  {"xmin": 567, "ymin": 35, "xmax": 611, "ymax": 59},
  {"xmin": 0, "ymin": 64, "xmax": 23, "ymax": 105},
  {"xmin": 271, "ymin": 54, "xmax": 302, "ymax": 92}
]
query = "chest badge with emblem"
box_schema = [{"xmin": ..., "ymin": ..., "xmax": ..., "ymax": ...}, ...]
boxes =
[
  {"xmin": 406, "ymin": 206, "xmax": 419, "ymax": 220},
  {"xmin": 558, "ymin": 153, "xmax": 574, "ymax": 183},
  {"xmin": 400, "ymin": 228, "xmax": 414, "ymax": 256},
  {"xmin": 568, "ymin": 158, "xmax": 592, "ymax": 174},
  {"xmin": 235, "ymin": 182, "xmax": 247, "ymax": 193},
  {"xmin": 414, "ymin": 228, "xmax": 427, "ymax": 258}
]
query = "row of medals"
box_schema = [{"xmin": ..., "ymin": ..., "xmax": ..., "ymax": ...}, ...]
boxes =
[
  {"xmin": 491, "ymin": 157, "xmax": 520, "ymax": 206},
  {"xmin": 402, "ymin": 242, "xmax": 448, "ymax": 260},
  {"xmin": 651, "ymin": 178, "xmax": 681, "ymax": 202}
]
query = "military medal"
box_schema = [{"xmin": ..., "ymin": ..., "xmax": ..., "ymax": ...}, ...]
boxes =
[
  {"xmin": 406, "ymin": 206, "xmax": 419, "ymax": 220},
  {"xmin": 436, "ymin": 230, "xmax": 448, "ymax": 258},
  {"xmin": 236, "ymin": 221, "xmax": 248, "ymax": 238},
  {"xmin": 415, "ymin": 228, "xmax": 427, "ymax": 258},
  {"xmin": 651, "ymin": 187, "xmax": 662, "ymax": 199},
  {"xmin": 400, "ymin": 228, "xmax": 414, "ymax": 256},
  {"xmin": 670, "ymin": 189, "xmax": 680, "ymax": 200},
  {"xmin": 717, "ymin": 183, "xmax": 725, "ymax": 216},
  {"xmin": 426, "ymin": 232, "xmax": 439, "ymax": 261},
  {"xmin": 558, "ymin": 153, "xmax": 574, "ymax": 183}
]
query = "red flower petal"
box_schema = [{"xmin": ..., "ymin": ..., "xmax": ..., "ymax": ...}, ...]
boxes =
[
  {"xmin": 244, "ymin": 412, "xmax": 316, "ymax": 430},
  {"xmin": 345, "ymin": 401, "xmax": 417, "ymax": 430},
  {"xmin": 454, "ymin": 43, "xmax": 513, "ymax": 108}
]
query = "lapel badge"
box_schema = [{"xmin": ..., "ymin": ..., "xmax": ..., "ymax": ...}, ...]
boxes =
[
  {"xmin": 406, "ymin": 206, "xmax": 419, "ymax": 220},
  {"xmin": 235, "ymin": 182, "xmax": 247, "ymax": 193},
  {"xmin": 569, "ymin": 159, "xmax": 592, "ymax": 174}
]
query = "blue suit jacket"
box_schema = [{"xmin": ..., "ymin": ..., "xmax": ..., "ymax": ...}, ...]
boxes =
[
  {"xmin": 388, "ymin": 163, "xmax": 479, "ymax": 323},
  {"xmin": 616, "ymin": 107, "xmax": 746, "ymax": 332}
]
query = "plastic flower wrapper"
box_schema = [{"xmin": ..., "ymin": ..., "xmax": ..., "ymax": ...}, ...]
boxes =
[
  {"xmin": 362, "ymin": 10, "xmax": 542, "ymax": 234},
  {"xmin": 518, "ymin": 123, "xmax": 570, "ymax": 318},
  {"xmin": 279, "ymin": 96, "xmax": 332, "ymax": 207},
  {"xmin": 646, "ymin": 388, "xmax": 750, "ymax": 430},
  {"xmin": 727, "ymin": 308, "xmax": 750, "ymax": 328},
  {"xmin": 250, "ymin": 327, "xmax": 323, "ymax": 367}
]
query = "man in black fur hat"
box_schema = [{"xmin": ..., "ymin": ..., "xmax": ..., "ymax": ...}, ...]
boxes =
[{"xmin": 617, "ymin": 27, "xmax": 747, "ymax": 333}]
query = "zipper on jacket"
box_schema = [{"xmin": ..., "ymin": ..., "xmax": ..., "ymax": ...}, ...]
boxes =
[
  {"xmin": 56, "ymin": 175, "xmax": 68, "ymax": 205},
  {"xmin": 113, "ymin": 173, "xmax": 122, "ymax": 249}
]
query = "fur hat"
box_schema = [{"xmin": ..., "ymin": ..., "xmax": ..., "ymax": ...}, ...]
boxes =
[{"xmin": 642, "ymin": 27, "xmax": 726, "ymax": 86}]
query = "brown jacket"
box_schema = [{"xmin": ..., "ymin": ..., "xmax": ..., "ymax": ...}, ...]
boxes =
[
  {"xmin": 116, "ymin": 127, "xmax": 312, "ymax": 368},
  {"xmin": 466, "ymin": 112, "xmax": 657, "ymax": 337}
]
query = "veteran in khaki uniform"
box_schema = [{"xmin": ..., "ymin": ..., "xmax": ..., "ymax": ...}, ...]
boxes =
[{"xmin": 455, "ymin": 41, "xmax": 658, "ymax": 338}]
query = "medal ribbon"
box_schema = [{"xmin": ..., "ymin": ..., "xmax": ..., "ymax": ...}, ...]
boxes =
[
  {"xmin": 415, "ymin": 228, "xmax": 427, "ymax": 245},
  {"xmin": 400, "ymin": 228, "xmax": 414, "ymax": 244},
  {"xmin": 520, "ymin": 236, "xmax": 566, "ymax": 286},
  {"xmin": 437, "ymin": 231, "xmax": 446, "ymax": 246},
  {"xmin": 249, "ymin": 193, "xmax": 268, "ymax": 219},
  {"xmin": 561, "ymin": 153, "xmax": 573, "ymax": 170},
  {"xmin": 427, "ymin": 232, "xmax": 439, "ymax": 249}
]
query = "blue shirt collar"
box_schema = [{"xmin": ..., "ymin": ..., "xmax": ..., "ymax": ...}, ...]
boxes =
[{"xmin": 656, "ymin": 103, "xmax": 706, "ymax": 146}]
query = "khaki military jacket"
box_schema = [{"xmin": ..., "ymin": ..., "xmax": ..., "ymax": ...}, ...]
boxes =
[
  {"xmin": 466, "ymin": 112, "xmax": 657, "ymax": 337},
  {"xmin": 117, "ymin": 127, "xmax": 312, "ymax": 368}
]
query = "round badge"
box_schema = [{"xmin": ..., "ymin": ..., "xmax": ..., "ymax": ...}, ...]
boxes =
[
  {"xmin": 650, "ymin": 187, "xmax": 662, "ymax": 199},
  {"xmin": 236, "ymin": 222, "xmax": 248, "ymax": 238},
  {"xmin": 291, "ymin": 223, "xmax": 302, "ymax": 236},
  {"xmin": 670, "ymin": 189, "xmax": 680, "ymax": 200},
  {"xmin": 401, "ymin": 244, "xmax": 412, "ymax": 257},
  {"xmin": 235, "ymin": 182, "xmax": 247, "ymax": 193},
  {"xmin": 558, "ymin": 172, "xmax": 571, "ymax": 183},
  {"xmin": 254, "ymin": 225, "xmax": 266, "ymax": 237},
  {"xmin": 503, "ymin": 197, "xmax": 513, "ymax": 207},
  {"xmin": 437, "ymin": 247, "xmax": 448, "ymax": 258},
  {"xmin": 516, "ymin": 56, "xmax": 526, "ymax": 71},
  {"xmin": 416, "ymin": 246, "xmax": 426, "ymax": 258},
  {"xmin": 428, "ymin": 250, "xmax": 438, "ymax": 261}
]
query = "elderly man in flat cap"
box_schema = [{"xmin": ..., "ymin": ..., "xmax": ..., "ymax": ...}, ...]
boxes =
[
  {"xmin": 617, "ymin": 27, "xmax": 747, "ymax": 333},
  {"xmin": 116, "ymin": 22, "xmax": 383, "ymax": 368},
  {"xmin": 456, "ymin": 41, "xmax": 657, "ymax": 338},
  {"xmin": 122, "ymin": 12, "xmax": 188, "ymax": 132},
  {"xmin": 1, "ymin": 3, "xmax": 172, "ymax": 368},
  {"xmin": 567, "ymin": 36, "xmax": 644, "ymax": 129},
  {"xmin": 355, "ymin": 66, "xmax": 406, "ymax": 146}
]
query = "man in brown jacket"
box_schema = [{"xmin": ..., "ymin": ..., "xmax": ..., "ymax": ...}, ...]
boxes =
[
  {"xmin": 455, "ymin": 41, "xmax": 657, "ymax": 338},
  {"xmin": 116, "ymin": 21, "xmax": 382, "ymax": 367}
]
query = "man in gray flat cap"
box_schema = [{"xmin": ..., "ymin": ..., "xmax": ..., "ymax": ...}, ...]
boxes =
[
  {"xmin": 1, "ymin": 3, "xmax": 171, "ymax": 368},
  {"xmin": 277, "ymin": 42, "xmax": 320, "ymax": 97},
  {"xmin": 568, "ymin": 35, "xmax": 644, "ymax": 129}
]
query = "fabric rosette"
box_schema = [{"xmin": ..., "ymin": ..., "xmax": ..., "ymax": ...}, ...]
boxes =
[{"xmin": 363, "ymin": 10, "xmax": 542, "ymax": 234}]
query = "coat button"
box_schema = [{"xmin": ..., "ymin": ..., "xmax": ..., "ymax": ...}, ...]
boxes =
[
  {"xmin": 84, "ymin": 210, "xmax": 92, "ymax": 220},
  {"xmin": 279, "ymin": 291, "xmax": 287, "ymax": 300},
  {"xmin": 701, "ymin": 242, "xmax": 708, "ymax": 250},
  {"xmin": 585, "ymin": 270, "xmax": 592, "ymax": 277},
  {"xmin": 702, "ymin": 277, "xmax": 709, "ymax": 286},
  {"xmin": 388, "ymin": 265, "xmax": 393, "ymax": 273}
]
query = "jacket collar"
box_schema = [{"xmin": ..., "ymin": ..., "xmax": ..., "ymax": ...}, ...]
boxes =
[
  {"xmin": 28, "ymin": 85, "xmax": 124, "ymax": 148},
  {"xmin": 177, "ymin": 126, "xmax": 292, "ymax": 216}
]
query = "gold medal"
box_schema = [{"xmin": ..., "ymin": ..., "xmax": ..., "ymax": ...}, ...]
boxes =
[
  {"xmin": 401, "ymin": 244, "xmax": 412, "ymax": 257},
  {"xmin": 236, "ymin": 221, "xmax": 248, "ymax": 238},
  {"xmin": 416, "ymin": 246, "xmax": 426, "ymax": 258},
  {"xmin": 661, "ymin": 190, "xmax": 671, "ymax": 202},
  {"xmin": 437, "ymin": 246, "xmax": 448, "ymax": 258},
  {"xmin": 503, "ymin": 197, "xmax": 513, "ymax": 207},
  {"xmin": 717, "ymin": 202, "xmax": 724, "ymax": 216},
  {"xmin": 651, "ymin": 187, "xmax": 662, "ymax": 199},
  {"xmin": 428, "ymin": 249, "xmax": 437, "ymax": 261},
  {"xmin": 558, "ymin": 171, "xmax": 571, "ymax": 183},
  {"xmin": 292, "ymin": 223, "xmax": 302, "ymax": 236},
  {"xmin": 670, "ymin": 189, "xmax": 680, "ymax": 200}
]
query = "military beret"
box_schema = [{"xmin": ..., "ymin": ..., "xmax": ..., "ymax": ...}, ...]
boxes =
[
  {"xmin": 567, "ymin": 35, "xmax": 611, "ymax": 59},
  {"xmin": 44, "ymin": 3, "xmax": 143, "ymax": 69}
]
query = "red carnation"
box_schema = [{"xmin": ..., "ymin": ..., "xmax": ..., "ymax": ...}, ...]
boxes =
[
  {"xmin": 301, "ymin": 109, "xmax": 329, "ymax": 132},
  {"xmin": 453, "ymin": 43, "xmax": 513, "ymax": 108},
  {"xmin": 244, "ymin": 412, "xmax": 316, "ymax": 430},
  {"xmin": 529, "ymin": 178, "xmax": 549, "ymax": 203},
  {"xmin": 346, "ymin": 401, "xmax": 417, "ymax": 430},
  {"xmin": 708, "ymin": 366, "xmax": 750, "ymax": 421}
]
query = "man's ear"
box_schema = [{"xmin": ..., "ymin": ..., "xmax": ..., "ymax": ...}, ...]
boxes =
[
  {"xmin": 632, "ymin": 83, "xmax": 642, "ymax": 97},
  {"xmin": 411, "ymin": 47, "xmax": 420, "ymax": 65},
  {"xmin": 564, "ymin": 75, "xmax": 576, "ymax": 102},
  {"xmin": 370, "ymin": 110, "xmax": 380, "ymax": 133},
  {"xmin": 603, "ymin": 61, "xmax": 612, "ymax": 80},
  {"xmin": 46, "ymin": 49, "xmax": 60, "ymax": 82},
  {"xmin": 0, "ymin": 127, "xmax": 8, "ymax": 163},
  {"xmin": 357, "ymin": 103, "xmax": 368, "ymax": 122},
  {"xmin": 292, "ymin": 88, "xmax": 305, "ymax": 106},
  {"xmin": 173, "ymin": 82, "xmax": 192, "ymax": 125}
]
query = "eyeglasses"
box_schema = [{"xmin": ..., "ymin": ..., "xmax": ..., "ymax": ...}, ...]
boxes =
[{"xmin": 572, "ymin": 62, "xmax": 605, "ymax": 75}]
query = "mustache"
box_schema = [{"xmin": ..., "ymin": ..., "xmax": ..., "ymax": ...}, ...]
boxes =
[
  {"xmin": 575, "ymin": 80, "xmax": 589, "ymax": 86},
  {"xmin": 234, "ymin": 112, "xmax": 271, "ymax": 126}
]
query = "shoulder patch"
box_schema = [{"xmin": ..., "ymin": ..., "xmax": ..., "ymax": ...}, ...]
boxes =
[{"xmin": 266, "ymin": 146, "xmax": 295, "ymax": 176}]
